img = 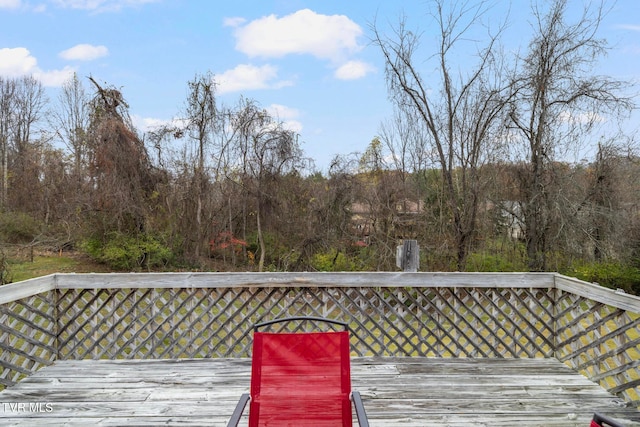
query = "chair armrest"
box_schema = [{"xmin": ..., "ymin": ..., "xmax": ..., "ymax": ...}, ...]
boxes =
[
  {"xmin": 227, "ymin": 393, "xmax": 250, "ymax": 427},
  {"xmin": 350, "ymin": 391, "xmax": 370, "ymax": 427}
]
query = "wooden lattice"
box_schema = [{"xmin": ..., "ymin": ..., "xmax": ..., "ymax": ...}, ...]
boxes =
[
  {"xmin": 0, "ymin": 292, "xmax": 56, "ymax": 388},
  {"xmin": 54, "ymin": 286, "xmax": 557, "ymax": 360},
  {"xmin": 555, "ymin": 289, "xmax": 640, "ymax": 406}
]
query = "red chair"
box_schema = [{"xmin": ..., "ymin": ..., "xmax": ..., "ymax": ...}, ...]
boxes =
[
  {"xmin": 591, "ymin": 412, "xmax": 625, "ymax": 427},
  {"xmin": 227, "ymin": 316, "xmax": 369, "ymax": 427}
]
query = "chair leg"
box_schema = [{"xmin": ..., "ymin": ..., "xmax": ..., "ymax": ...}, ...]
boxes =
[
  {"xmin": 351, "ymin": 391, "xmax": 370, "ymax": 427},
  {"xmin": 227, "ymin": 393, "xmax": 250, "ymax": 427}
]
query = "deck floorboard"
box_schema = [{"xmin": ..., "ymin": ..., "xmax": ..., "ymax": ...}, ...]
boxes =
[{"xmin": 0, "ymin": 357, "xmax": 638, "ymax": 426}]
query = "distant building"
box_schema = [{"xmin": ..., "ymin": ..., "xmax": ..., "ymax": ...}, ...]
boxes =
[{"xmin": 350, "ymin": 198, "xmax": 425, "ymax": 243}]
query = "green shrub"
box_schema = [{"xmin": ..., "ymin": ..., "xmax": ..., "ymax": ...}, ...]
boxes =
[
  {"xmin": 82, "ymin": 233, "xmax": 174, "ymax": 271},
  {"xmin": 0, "ymin": 250, "xmax": 11, "ymax": 285},
  {"xmin": 465, "ymin": 252, "xmax": 527, "ymax": 272},
  {"xmin": 566, "ymin": 261, "xmax": 640, "ymax": 295},
  {"xmin": 0, "ymin": 212, "xmax": 40, "ymax": 243},
  {"xmin": 311, "ymin": 250, "xmax": 357, "ymax": 272}
]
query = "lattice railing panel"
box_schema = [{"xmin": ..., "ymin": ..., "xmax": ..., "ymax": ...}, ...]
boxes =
[
  {"xmin": 0, "ymin": 292, "xmax": 56, "ymax": 389},
  {"xmin": 555, "ymin": 290, "xmax": 640, "ymax": 408},
  {"xmin": 2, "ymin": 274, "xmax": 638, "ymax": 409},
  {"xmin": 55, "ymin": 286, "xmax": 556, "ymax": 360}
]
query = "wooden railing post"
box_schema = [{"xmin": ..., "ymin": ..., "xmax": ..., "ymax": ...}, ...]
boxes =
[{"xmin": 396, "ymin": 240, "xmax": 419, "ymax": 272}]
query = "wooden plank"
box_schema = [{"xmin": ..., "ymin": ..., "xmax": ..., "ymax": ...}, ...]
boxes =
[
  {"xmin": 1, "ymin": 358, "xmax": 638, "ymax": 426},
  {"xmin": 4, "ymin": 272, "xmax": 635, "ymax": 312},
  {"xmin": 0, "ymin": 276, "xmax": 56, "ymax": 305},
  {"xmin": 52, "ymin": 272, "xmax": 557, "ymax": 290},
  {"xmin": 0, "ymin": 397, "xmax": 630, "ymax": 416},
  {"xmin": 555, "ymin": 274, "xmax": 640, "ymax": 312}
]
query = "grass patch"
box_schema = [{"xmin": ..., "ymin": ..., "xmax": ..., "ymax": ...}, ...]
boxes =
[{"xmin": 6, "ymin": 253, "xmax": 111, "ymax": 283}]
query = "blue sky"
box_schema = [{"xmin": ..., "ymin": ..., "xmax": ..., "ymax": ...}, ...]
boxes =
[{"xmin": 1, "ymin": 0, "xmax": 639, "ymax": 171}]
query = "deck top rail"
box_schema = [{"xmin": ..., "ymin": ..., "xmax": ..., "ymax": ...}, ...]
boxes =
[{"xmin": 1, "ymin": 272, "xmax": 639, "ymax": 408}]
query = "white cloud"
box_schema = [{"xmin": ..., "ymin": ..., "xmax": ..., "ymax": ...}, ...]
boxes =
[
  {"xmin": 0, "ymin": 0, "xmax": 47, "ymax": 12},
  {"xmin": 281, "ymin": 119, "xmax": 303, "ymax": 133},
  {"xmin": 53, "ymin": 0, "xmax": 158, "ymax": 12},
  {"xmin": 558, "ymin": 110, "xmax": 605, "ymax": 125},
  {"xmin": 334, "ymin": 60, "xmax": 375, "ymax": 80},
  {"xmin": 223, "ymin": 16, "xmax": 246, "ymax": 28},
  {"xmin": 60, "ymin": 44, "xmax": 109, "ymax": 61},
  {"xmin": 232, "ymin": 9, "xmax": 363, "ymax": 62},
  {"xmin": 267, "ymin": 104, "xmax": 303, "ymax": 133},
  {"xmin": 0, "ymin": 47, "xmax": 74, "ymax": 86},
  {"xmin": 216, "ymin": 64, "xmax": 293, "ymax": 94},
  {"xmin": 0, "ymin": 47, "xmax": 37, "ymax": 76},
  {"xmin": 616, "ymin": 24, "xmax": 640, "ymax": 32},
  {"xmin": 34, "ymin": 66, "xmax": 76, "ymax": 86},
  {"xmin": 131, "ymin": 115, "xmax": 172, "ymax": 133},
  {"xmin": 0, "ymin": 0, "xmax": 21, "ymax": 9},
  {"xmin": 267, "ymin": 104, "xmax": 298, "ymax": 120}
]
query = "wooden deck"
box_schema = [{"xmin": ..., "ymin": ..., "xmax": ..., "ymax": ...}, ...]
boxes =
[{"xmin": 0, "ymin": 358, "xmax": 638, "ymax": 426}]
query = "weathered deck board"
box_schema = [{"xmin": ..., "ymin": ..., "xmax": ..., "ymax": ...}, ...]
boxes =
[{"xmin": 0, "ymin": 358, "xmax": 638, "ymax": 426}]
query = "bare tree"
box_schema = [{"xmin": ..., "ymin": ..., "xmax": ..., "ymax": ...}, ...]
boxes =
[
  {"xmin": 232, "ymin": 98, "xmax": 304, "ymax": 271},
  {"xmin": 146, "ymin": 72, "xmax": 243, "ymax": 266},
  {"xmin": 507, "ymin": 0, "xmax": 634, "ymax": 270},
  {"xmin": 12, "ymin": 76, "xmax": 46, "ymax": 166},
  {"xmin": 0, "ymin": 78, "xmax": 16, "ymax": 209},
  {"xmin": 373, "ymin": 0, "xmax": 511, "ymax": 270},
  {"xmin": 379, "ymin": 108, "xmax": 432, "ymax": 181},
  {"xmin": 589, "ymin": 142, "xmax": 621, "ymax": 261},
  {"xmin": 6, "ymin": 76, "xmax": 47, "ymax": 214},
  {"xmin": 574, "ymin": 138, "xmax": 640, "ymax": 263},
  {"xmin": 51, "ymin": 73, "xmax": 90, "ymax": 181},
  {"xmin": 183, "ymin": 72, "xmax": 218, "ymax": 259},
  {"xmin": 287, "ymin": 158, "xmax": 362, "ymax": 271}
]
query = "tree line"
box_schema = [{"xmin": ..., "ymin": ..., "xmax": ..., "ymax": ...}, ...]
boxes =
[{"xmin": 0, "ymin": 0, "xmax": 639, "ymax": 293}]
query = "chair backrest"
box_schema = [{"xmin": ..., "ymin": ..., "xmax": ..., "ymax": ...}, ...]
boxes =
[
  {"xmin": 591, "ymin": 412, "xmax": 625, "ymax": 427},
  {"xmin": 248, "ymin": 323, "xmax": 352, "ymax": 427}
]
